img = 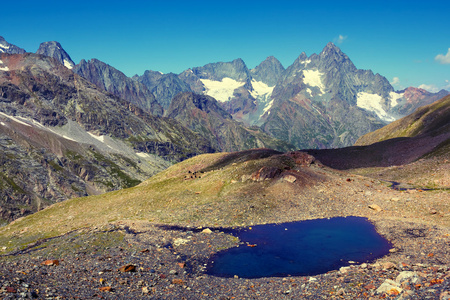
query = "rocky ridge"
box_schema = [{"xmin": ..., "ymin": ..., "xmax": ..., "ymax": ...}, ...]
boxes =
[
  {"xmin": 0, "ymin": 52, "xmax": 214, "ymax": 222},
  {"xmin": 73, "ymin": 59, "xmax": 164, "ymax": 116}
]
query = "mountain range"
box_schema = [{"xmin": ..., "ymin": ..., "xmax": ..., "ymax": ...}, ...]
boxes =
[{"xmin": 0, "ymin": 35, "xmax": 448, "ymax": 222}]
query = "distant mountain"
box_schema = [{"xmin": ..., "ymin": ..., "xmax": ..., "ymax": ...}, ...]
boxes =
[
  {"xmin": 306, "ymin": 94, "xmax": 450, "ymax": 170},
  {"xmin": 167, "ymin": 43, "xmax": 448, "ymax": 149},
  {"xmin": 73, "ymin": 59, "xmax": 164, "ymax": 116},
  {"xmin": 390, "ymin": 87, "xmax": 449, "ymax": 116},
  {"xmin": 133, "ymin": 70, "xmax": 192, "ymax": 109},
  {"xmin": 166, "ymin": 92, "xmax": 294, "ymax": 152},
  {"xmin": 0, "ymin": 52, "xmax": 213, "ymax": 222},
  {"xmin": 36, "ymin": 41, "xmax": 75, "ymax": 69},
  {"xmin": 355, "ymin": 94, "xmax": 450, "ymax": 146},
  {"xmin": 0, "ymin": 36, "xmax": 26, "ymax": 54},
  {"xmin": 250, "ymin": 56, "xmax": 285, "ymax": 87}
]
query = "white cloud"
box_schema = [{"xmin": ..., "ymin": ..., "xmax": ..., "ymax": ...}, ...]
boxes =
[
  {"xmin": 390, "ymin": 77, "xmax": 404, "ymax": 90},
  {"xmin": 391, "ymin": 77, "xmax": 400, "ymax": 85},
  {"xmin": 335, "ymin": 35, "xmax": 347, "ymax": 44},
  {"xmin": 418, "ymin": 84, "xmax": 439, "ymax": 93},
  {"xmin": 435, "ymin": 48, "xmax": 450, "ymax": 64}
]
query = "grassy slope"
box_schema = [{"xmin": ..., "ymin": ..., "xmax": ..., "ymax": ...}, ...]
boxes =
[
  {"xmin": 0, "ymin": 149, "xmax": 328, "ymax": 252},
  {"xmin": 355, "ymin": 94, "xmax": 450, "ymax": 145}
]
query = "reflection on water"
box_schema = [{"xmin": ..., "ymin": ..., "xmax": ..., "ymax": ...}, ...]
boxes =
[{"xmin": 206, "ymin": 216, "xmax": 392, "ymax": 278}]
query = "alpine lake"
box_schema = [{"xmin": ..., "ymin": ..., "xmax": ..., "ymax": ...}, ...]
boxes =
[{"xmin": 205, "ymin": 216, "xmax": 392, "ymax": 278}]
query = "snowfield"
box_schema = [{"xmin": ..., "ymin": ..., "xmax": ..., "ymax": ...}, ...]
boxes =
[
  {"xmin": 302, "ymin": 70, "xmax": 325, "ymax": 94},
  {"xmin": 64, "ymin": 59, "xmax": 74, "ymax": 69},
  {"xmin": 200, "ymin": 78, "xmax": 246, "ymax": 102},
  {"xmin": 357, "ymin": 92, "xmax": 396, "ymax": 122},
  {"xmin": 389, "ymin": 91, "xmax": 404, "ymax": 108}
]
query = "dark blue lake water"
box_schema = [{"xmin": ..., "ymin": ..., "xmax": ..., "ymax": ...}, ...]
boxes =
[{"xmin": 206, "ymin": 216, "xmax": 392, "ymax": 278}]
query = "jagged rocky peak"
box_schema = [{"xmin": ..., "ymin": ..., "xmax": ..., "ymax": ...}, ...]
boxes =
[
  {"xmin": 168, "ymin": 92, "xmax": 231, "ymax": 119},
  {"xmin": 0, "ymin": 36, "xmax": 26, "ymax": 54},
  {"xmin": 192, "ymin": 58, "xmax": 251, "ymax": 81},
  {"xmin": 134, "ymin": 70, "xmax": 193, "ymax": 109},
  {"xmin": 36, "ymin": 41, "xmax": 75, "ymax": 69},
  {"xmin": 250, "ymin": 56, "xmax": 285, "ymax": 87},
  {"xmin": 73, "ymin": 58, "xmax": 163, "ymax": 116}
]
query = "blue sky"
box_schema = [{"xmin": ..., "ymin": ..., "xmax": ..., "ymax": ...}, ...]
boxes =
[{"xmin": 2, "ymin": 0, "xmax": 449, "ymax": 91}]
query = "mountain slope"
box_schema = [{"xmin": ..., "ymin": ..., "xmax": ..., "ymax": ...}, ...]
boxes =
[
  {"xmin": 133, "ymin": 70, "xmax": 192, "ymax": 109},
  {"xmin": 306, "ymin": 95, "xmax": 450, "ymax": 173},
  {"xmin": 0, "ymin": 36, "xmax": 26, "ymax": 54},
  {"xmin": 73, "ymin": 59, "xmax": 163, "ymax": 116},
  {"xmin": 356, "ymin": 94, "xmax": 450, "ymax": 144},
  {"xmin": 0, "ymin": 52, "xmax": 213, "ymax": 222},
  {"xmin": 166, "ymin": 92, "xmax": 295, "ymax": 152}
]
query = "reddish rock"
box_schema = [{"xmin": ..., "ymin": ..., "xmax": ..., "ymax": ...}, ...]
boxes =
[
  {"xmin": 41, "ymin": 259, "xmax": 59, "ymax": 266},
  {"xmin": 172, "ymin": 278, "xmax": 184, "ymax": 285},
  {"xmin": 252, "ymin": 166, "xmax": 282, "ymax": 181},
  {"xmin": 118, "ymin": 264, "xmax": 136, "ymax": 272},
  {"xmin": 364, "ymin": 283, "xmax": 376, "ymax": 290},
  {"xmin": 99, "ymin": 286, "xmax": 113, "ymax": 292}
]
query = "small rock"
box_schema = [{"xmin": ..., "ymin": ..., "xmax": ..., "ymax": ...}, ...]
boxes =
[
  {"xmin": 41, "ymin": 260, "xmax": 59, "ymax": 266},
  {"xmin": 382, "ymin": 262, "xmax": 397, "ymax": 270},
  {"xmin": 360, "ymin": 263, "xmax": 368, "ymax": 269},
  {"xmin": 283, "ymin": 175, "xmax": 297, "ymax": 183},
  {"xmin": 201, "ymin": 228, "xmax": 213, "ymax": 234},
  {"xmin": 376, "ymin": 279, "xmax": 402, "ymax": 295},
  {"xmin": 390, "ymin": 197, "xmax": 400, "ymax": 202},
  {"xmin": 118, "ymin": 264, "xmax": 136, "ymax": 272},
  {"xmin": 173, "ymin": 238, "xmax": 189, "ymax": 247},
  {"xmin": 336, "ymin": 288, "xmax": 345, "ymax": 296},
  {"xmin": 172, "ymin": 278, "xmax": 184, "ymax": 285},
  {"xmin": 396, "ymin": 271, "xmax": 418, "ymax": 284},
  {"xmin": 368, "ymin": 204, "xmax": 382, "ymax": 212},
  {"xmin": 169, "ymin": 270, "xmax": 178, "ymax": 275},
  {"xmin": 339, "ymin": 266, "xmax": 351, "ymax": 274},
  {"xmin": 99, "ymin": 286, "xmax": 113, "ymax": 292},
  {"xmin": 142, "ymin": 286, "xmax": 150, "ymax": 294}
]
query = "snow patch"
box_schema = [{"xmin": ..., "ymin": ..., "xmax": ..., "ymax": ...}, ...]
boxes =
[
  {"xmin": 63, "ymin": 59, "xmax": 73, "ymax": 69},
  {"xmin": 88, "ymin": 132, "xmax": 106, "ymax": 143},
  {"xmin": 0, "ymin": 122, "xmax": 5, "ymax": 126},
  {"xmin": 136, "ymin": 152, "xmax": 150, "ymax": 158},
  {"xmin": 0, "ymin": 112, "xmax": 31, "ymax": 127},
  {"xmin": 357, "ymin": 92, "xmax": 395, "ymax": 122},
  {"xmin": 200, "ymin": 78, "xmax": 246, "ymax": 102},
  {"xmin": 302, "ymin": 70, "xmax": 325, "ymax": 94},
  {"xmin": 262, "ymin": 99, "xmax": 274, "ymax": 115},
  {"xmin": 0, "ymin": 60, "xmax": 9, "ymax": 71},
  {"xmin": 0, "ymin": 43, "xmax": 10, "ymax": 50},
  {"xmin": 250, "ymin": 80, "xmax": 274, "ymax": 99},
  {"xmin": 300, "ymin": 59, "xmax": 311, "ymax": 65},
  {"xmin": 389, "ymin": 91, "xmax": 404, "ymax": 108}
]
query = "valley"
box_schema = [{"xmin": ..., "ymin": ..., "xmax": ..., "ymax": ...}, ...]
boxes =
[{"xmin": 0, "ymin": 36, "xmax": 449, "ymax": 299}]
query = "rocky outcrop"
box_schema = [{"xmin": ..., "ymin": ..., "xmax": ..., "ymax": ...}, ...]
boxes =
[
  {"xmin": 36, "ymin": 41, "xmax": 75, "ymax": 69},
  {"xmin": 0, "ymin": 36, "xmax": 26, "ymax": 54}
]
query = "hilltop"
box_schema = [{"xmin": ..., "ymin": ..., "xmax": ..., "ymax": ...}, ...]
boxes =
[{"xmin": 0, "ymin": 146, "xmax": 448, "ymax": 298}]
